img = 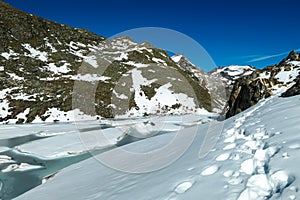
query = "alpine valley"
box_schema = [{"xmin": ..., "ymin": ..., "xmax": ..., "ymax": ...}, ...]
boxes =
[{"xmin": 0, "ymin": 1, "xmax": 300, "ymax": 200}]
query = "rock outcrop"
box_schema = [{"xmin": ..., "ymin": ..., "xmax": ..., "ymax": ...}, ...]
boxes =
[{"xmin": 226, "ymin": 51, "xmax": 300, "ymax": 118}]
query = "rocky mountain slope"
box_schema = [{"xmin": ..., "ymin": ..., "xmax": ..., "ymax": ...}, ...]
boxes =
[
  {"xmin": 226, "ymin": 51, "xmax": 300, "ymax": 118},
  {"xmin": 208, "ymin": 65, "xmax": 256, "ymax": 113},
  {"xmin": 171, "ymin": 55, "xmax": 256, "ymax": 114},
  {"xmin": 1, "ymin": 1, "xmax": 299, "ymax": 124},
  {"xmin": 0, "ymin": 1, "xmax": 218, "ymax": 124},
  {"xmin": 0, "ymin": 1, "xmax": 106, "ymax": 123}
]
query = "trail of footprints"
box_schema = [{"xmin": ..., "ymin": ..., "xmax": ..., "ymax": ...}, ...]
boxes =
[
  {"xmin": 221, "ymin": 110, "xmax": 297, "ymax": 199},
  {"xmin": 169, "ymin": 99, "xmax": 298, "ymax": 200}
]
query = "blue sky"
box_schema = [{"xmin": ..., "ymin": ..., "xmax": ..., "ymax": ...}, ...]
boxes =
[{"xmin": 4, "ymin": 0, "xmax": 300, "ymax": 70}]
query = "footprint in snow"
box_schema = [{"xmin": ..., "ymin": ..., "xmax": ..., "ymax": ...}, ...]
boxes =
[
  {"xmin": 216, "ymin": 153, "xmax": 231, "ymax": 161},
  {"xmin": 288, "ymin": 143, "xmax": 300, "ymax": 149},
  {"xmin": 237, "ymin": 170, "xmax": 294, "ymax": 200},
  {"xmin": 282, "ymin": 152, "xmax": 290, "ymax": 159},
  {"xmin": 201, "ymin": 165, "xmax": 219, "ymax": 176},
  {"xmin": 223, "ymin": 143, "xmax": 236, "ymax": 150},
  {"xmin": 174, "ymin": 181, "xmax": 194, "ymax": 194},
  {"xmin": 223, "ymin": 170, "xmax": 234, "ymax": 178},
  {"xmin": 228, "ymin": 176, "xmax": 243, "ymax": 185},
  {"xmin": 187, "ymin": 167, "xmax": 195, "ymax": 171},
  {"xmin": 289, "ymin": 186, "xmax": 298, "ymax": 192},
  {"xmin": 226, "ymin": 171, "xmax": 242, "ymax": 185}
]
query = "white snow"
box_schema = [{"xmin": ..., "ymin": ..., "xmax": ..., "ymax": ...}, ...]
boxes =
[
  {"xmin": 22, "ymin": 44, "xmax": 48, "ymax": 62},
  {"xmin": 44, "ymin": 63, "xmax": 71, "ymax": 74},
  {"xmin": 171, "ymin": 55, "xmax": 183, "ymax": 63},
  {"xmin": 113, "ymin": 90, "xmax": 128, "ymax": 100},
  {"xmin": 0, "ymin": 88, "xmax": 17, "ymax": 119},
  {"xmin": 5, "ymin": 108, "xmax": 31, "ymax": 124},
  {"xmin": 44, "ymin": 37, "xmax": 57, "ymax": 52},
  {"xmin": 219, "ymin": 65, "xmax": 255, "ymax": 78},
  {"xmin": 275, "ymin": 67, "xmax": 299, "ymax": 83},
  {"xmin": 259, "ymin": 71, "xmax": 271, "ymax": 79},
  {"xmin": 1, "ymin": 49, "xmax": 19, "ymax": 60},
  {"xmin": 123, "ymin": 61, "xmax": 149, "ymax": 68},
  {"xmin": 84, "ymin": 55, "xmax": 99, "ymax": 68},
  {"xmin": 287, "ymin": 60, "xmax": 300, "ymax": 66},
  {"xmin": 40, "ymin": 108, "xmax": 100, "ymax": 123},
  {"xmin": 238, "ymin": 171, "xmax": 294, "ymax": 200},
  {"xmin": 0, "ymin": 66, "xmax": 4, "ymax": 71},
  {"xmin": 2, "ymin": 163, "xmax": 42, "ymax": 172},
  {"xmin": 288, "ymin": 143, "xmax": 300, "ymax": 149},
  {"xmin": 216, "ymin": 153, "xmax": 231, "ymax": 161},
  {"xmin": 201, "ymin": 165, "xmax": 219, "ymax": 176},
  {"xmin": 223, "ymin": 143, "xmax": 236, "ymax": 150},
  {"xmin": 7, "ymin": 72, "xmax": 24, "ymax": 80},
  {"xmin": 174, "ymin": 181, "xmax": 194, "ymax": 194},
  {"xmin": 64, "ymin": 74, "xmax": 111, "ymax": 82},
  {"xmin": 223, "ymin": 170, "xmax": 234, "ymax": 178},
  {"xmin": 0, "ymin": 92, "xmax": 298, "ymax": 200},
  {"xmin": 240, "ymin": 159, "xmax": 255, "ymax": 175},
  {"xmin": 123, "ymin": 68, "xmax": 199, "ymax": 117},
  {"xmin": 114, "ymin": 52, "xmax": 128, "ymax": 61},
  {"xmin": 152, "ymin": 57, "xmax": 166, "ymax": 64}
]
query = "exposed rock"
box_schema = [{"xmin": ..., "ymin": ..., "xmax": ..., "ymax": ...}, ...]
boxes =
[
  {"xmin": 0, "ymin": 1, "xmax": 214, "ymax": 123},
  {"xmin": 226, "ymin": 71, "xmax": 271, "ymax": 118},
  {"xmin": 281, "ymin": 77, "xmax": 300, "ymax": 97},
  {"xmin": 226, "ymin": 51, "xmax": 300, "ymax": 118}
]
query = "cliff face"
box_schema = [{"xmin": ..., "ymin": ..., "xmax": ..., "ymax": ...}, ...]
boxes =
[{"xmin": 226, "ymin": 71, "xmax": 271, "ymax": 118}]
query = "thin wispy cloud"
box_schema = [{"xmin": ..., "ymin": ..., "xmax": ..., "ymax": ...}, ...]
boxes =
[
  {"xmin": 240, "ymin": 54, "xmax": 262, "ymax": 59},
  {"xmin": 248, "ymin": 49, "xmax": 300, "ymax": 63}
]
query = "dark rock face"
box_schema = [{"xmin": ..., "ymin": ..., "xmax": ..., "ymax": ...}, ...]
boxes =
[
  {"xmin": 278, "ymin": 50, "xmax": 300, "ymax": 66},
  {"xmin": 282, "ymin": 77, "xmax": 300, "ymax": 97},
  {"xmin": 226, "ymin": 72, "xmax": 271, "ymax": 118},
  {"xmin": 226, "ymin": 51, "xmax": 300, "ymax": 118}
]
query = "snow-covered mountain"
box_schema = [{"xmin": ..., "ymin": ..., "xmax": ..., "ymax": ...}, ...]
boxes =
[
  {"xmin": 171, "ymin": 55, "xmax": 256, "ymax": 114},
  {"xmin": 171, "ymin": 54, "xmax": 207, "ymax": 86},
  {"xmin": 1, "ymin": 2, "xmax": 300, "ymax": 200},
  {"xmin": 226, "ymin": 51, "xmax": 300, "ymax": 118},
  {"xmin": 0, "ymin": 1, "xmax": 217, "ymax": 123},
  {"xmin": 210, "ymin": 65, "xmax": 256, "ymax": 85},
  {"xmin": 1, "ymin": 1, "xmax": 272, "ymax": 124},
  {"xmin": 208, "ymin": 65, "xmax": 256, "ymax": 113}
]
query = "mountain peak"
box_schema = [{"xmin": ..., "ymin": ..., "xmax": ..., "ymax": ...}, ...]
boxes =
[
  {"xmin": 226, "ymin": 50, "xmax": 300, "ymax": 118},
  {"xmin": 287, "ymin": 50, "xmax": 299, "ymax": 61},
  {"xmin": 278, "ymin": 50, "xmax": 300, "ymax": 66},
  {"xmin": 171, "ymin": 54, "xmax": 183, "ymax": 63}
]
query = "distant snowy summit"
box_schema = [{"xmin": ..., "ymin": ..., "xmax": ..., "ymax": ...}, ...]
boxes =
[{"xmin": 210, "ymin": 65, "xmax": 256, "ymax": 85}]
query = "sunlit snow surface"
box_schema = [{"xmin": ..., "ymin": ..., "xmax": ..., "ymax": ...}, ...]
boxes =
[{"xmin": 0, "ymin": 95, "xmax": 299, "ymax": 200}]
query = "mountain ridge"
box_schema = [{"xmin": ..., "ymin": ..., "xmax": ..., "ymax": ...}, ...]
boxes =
[
  {"xmin": 1, "ymin": 1, "xmax": 299, "ymax": 124},
  {"xmin": 226, "ymin": 50, "xmax": 300, "ymax": 118},
  {"xmin": 0, "ymin": 1, "xmax": 215, "ymax": 123}
]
